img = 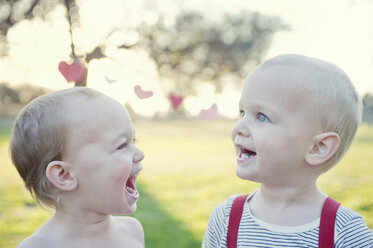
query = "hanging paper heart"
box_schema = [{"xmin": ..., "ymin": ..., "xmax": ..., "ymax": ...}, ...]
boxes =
[
  {"xmin": 105, "ymin": 75, "xmax": 117, "ymax": 84},
  {"xmin": 134, "ymin": 85, "xmax": 153, "ymax": 99},
  {"xmin": 169, "ymin": 94, "xmax": 183, "ymax": 110},
  {"xmin": 199, "ymin": 103, "xmax": 218, "ymax": 120},
  {"xmin": 58, "ymin": 61, "xmax": 87, "ymax": 82}
]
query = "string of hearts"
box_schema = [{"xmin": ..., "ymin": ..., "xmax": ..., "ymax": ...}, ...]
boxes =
[{"xmin": 58, "ymin": 60, "xmax": 216, "ymax": 117}]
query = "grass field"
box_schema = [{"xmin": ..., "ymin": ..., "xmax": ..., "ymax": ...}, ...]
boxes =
[{"xmin": 0, "ymin": 120, "xmax": 372, "ymax": 247}]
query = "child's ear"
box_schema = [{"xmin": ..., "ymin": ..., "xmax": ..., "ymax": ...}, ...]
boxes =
[
  {"xmin": 46, "ymin": 161, "xmax": 77, "ymax": 191},
  {"xmin": 305, "ymin": 132, "xmax": 340, "ymax": 166}
]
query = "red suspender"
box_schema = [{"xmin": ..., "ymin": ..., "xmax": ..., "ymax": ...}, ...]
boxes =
[
  {"xmin": 227, "ymin": 195, "xmax": 340, "ymax": 248},
  {"xmin": 227, "ymin": 194, "xmax": 250, "ymax": 248},
  {"xmin": 318, "ymin": 197, "xmax": 341, "ymax": 248}
]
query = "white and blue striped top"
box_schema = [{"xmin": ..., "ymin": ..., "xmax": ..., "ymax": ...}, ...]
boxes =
[{"xmin": 203, "ymin": 195, "xmax": 373, "ymax": 248}]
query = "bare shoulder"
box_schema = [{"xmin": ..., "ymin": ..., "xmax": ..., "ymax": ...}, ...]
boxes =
[
  {"xmin": 17, "ymin": 235, "xmax": 46, "ymax": 248},
  {"xmin": 114, "ymin": 216, "xmax": 144, "ymax": 234},
  {"xmin": 17, "ymin": 220, "xmax": 58, "ymax": 248},
  {"xmin": 113, "ymin": 216, "xmax": 144, "ymax": 242}
]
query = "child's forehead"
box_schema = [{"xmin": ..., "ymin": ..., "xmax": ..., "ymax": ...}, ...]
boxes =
[
  {"xmin": 250, "ymin": 65, "xmax": 308, "ymax": 82},
  {"xmin": 63, "ymin": 96, "xmax": 133, "ymax": 140},
  {"xmin": 65, "ymin": 95, "xmax": 127, "ymax": 118},
  {"xmin": 241, "ymin": 66, "xmax": 320, "ymax": 113},
  {"xmin": 244, "ymin": 66, "xmax": 311, "ymax": 95}
]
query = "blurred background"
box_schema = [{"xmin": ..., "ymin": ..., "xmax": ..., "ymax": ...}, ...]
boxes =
[{"xmin": 0, "ymin": 0, "xmax": 372, "ymax": 247}]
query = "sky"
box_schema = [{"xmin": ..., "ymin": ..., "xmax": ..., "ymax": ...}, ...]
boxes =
[
  {"xmin": 0, "ymin": 0, "xmax": 372, "ymax": 117},
  {"xmin": 185, "ymin": 0, "xmax": 373, "ymax": 94}
]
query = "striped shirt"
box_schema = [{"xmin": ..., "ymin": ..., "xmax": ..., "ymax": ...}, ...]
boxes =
[{"xmin": 203, "ymin": 195, "xmax": 373, "ymax": 247}]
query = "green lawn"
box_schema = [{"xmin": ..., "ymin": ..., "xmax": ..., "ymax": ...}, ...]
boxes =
[{"xmin": 0, "ymin": 121, "xmax": 372, "ymax": 247}]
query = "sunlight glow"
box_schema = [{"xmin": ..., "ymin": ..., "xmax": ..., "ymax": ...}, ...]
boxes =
[
  {"xmin": 184, "ymin": 83, "xmax": 216, "ymax": 116},
  {"xmin": 87, "ymin": 53, "xmax": 169, "ymax": 117},
  {"xmin": 1, "ymin": 0, "xmax": 372, "ymax": 118}
]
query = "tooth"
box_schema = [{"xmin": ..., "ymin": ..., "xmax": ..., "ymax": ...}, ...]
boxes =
[{"xmin": 242, "ymin": 153, "xmax": 249, "ymax": 159}]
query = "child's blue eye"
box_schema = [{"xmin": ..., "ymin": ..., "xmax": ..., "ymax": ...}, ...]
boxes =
[
  {"xmin": 239, "ymin": 110, "xmax": 245, "ymax": 117},
  {"xmin": 256, "ymin": 113, "xmax": 270, "ymax": 122}
]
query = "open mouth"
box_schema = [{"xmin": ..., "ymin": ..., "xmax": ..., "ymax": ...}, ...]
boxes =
[
  {"xmin": 238, "ymin": 147, "xmax": 257, "ymax": 160},
  {"xmin": 125, "ymin": 175, "xmax": 139, "ymax": 199}
]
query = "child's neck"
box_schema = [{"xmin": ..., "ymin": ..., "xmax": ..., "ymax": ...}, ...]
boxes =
[
  {"xmin": 248, "ymin": 183, "xmax": 326, "ymax": 226},
  {"xmin": 258, "ymin": 183, "xmax": 322, "ymax": 202},
  {"xmin": 35, "ymin": 209, "xmax": 114, "ymax": 246},
  {"xmin": 51, "ymin": 209, "xmax": 112, "ymax": 237},
  {"xmin": 31, "ymin": 209, "xmax": 117, "ymax": 248}
]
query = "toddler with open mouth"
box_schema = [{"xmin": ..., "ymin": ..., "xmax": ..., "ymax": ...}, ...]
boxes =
[
  {"xmin": 203, "ymin": 54, "xmax": 373, "ymax": 247},
  {"xmin": 10, "ymin": 87, "xmax": 145, "ymax": 248}
]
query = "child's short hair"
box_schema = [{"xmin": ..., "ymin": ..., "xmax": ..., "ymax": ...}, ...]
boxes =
[
  {"xmin": 257, "ymin": 54, "xmax": 362, "ymax": 171},
  {"xmin": 10, "ymin": 87, "xmax": 103, "ymax": 207}
]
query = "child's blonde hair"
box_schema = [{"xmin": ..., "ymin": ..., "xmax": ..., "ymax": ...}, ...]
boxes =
[
  {"xmin": 10, "ymin": 87, "xmax": 102, "ymax": 207},
  {"xmin": 258, "ymin": 54, "xmax": 362, "ymax": 171}
]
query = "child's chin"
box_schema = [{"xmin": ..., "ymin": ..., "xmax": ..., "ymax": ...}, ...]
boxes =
[
  {"xmin": 111, "ymin": 204, "xmax": 137, "ymax": 215},
  {"xmin": 236, "ymin": 167, "xmax": 253, "ymax": 181},
  {"xmin": 124, "ymin": 204, "xmax": 137, "ymax": 215}
]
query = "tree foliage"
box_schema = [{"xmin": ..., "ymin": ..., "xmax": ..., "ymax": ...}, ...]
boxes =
[
  {"xmin": 0, "ymin": 0, "xmax": 288, "ymax": 94},
  {"xmin": 136, "ymin": 11, "xmax": 287, "ymax": 94}
]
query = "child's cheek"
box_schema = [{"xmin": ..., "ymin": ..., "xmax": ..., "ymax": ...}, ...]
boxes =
[{"xmin": 111, "ymin": 159, "xmax": 132, "ymax": 186}]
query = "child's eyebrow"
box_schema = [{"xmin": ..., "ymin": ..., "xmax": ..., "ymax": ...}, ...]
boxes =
[{"xmin": 112, "ymin": 129, "xmax": 135, "ymax": 144}]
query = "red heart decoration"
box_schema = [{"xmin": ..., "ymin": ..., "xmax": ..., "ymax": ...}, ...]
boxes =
[
  {"xmin": 169, "ymin": 94, "xmax": 183, "ymax": 110},
  {"xmin": 199, "ymin": 103, "xmax": 218, "ymax": 120},
  {"xmin": 58, "ymin": 61, "xmax": 87, "ymax": 82},
  {"xmin": 134, "ymin": 85, "xmax": 153, "ymax": 99}
]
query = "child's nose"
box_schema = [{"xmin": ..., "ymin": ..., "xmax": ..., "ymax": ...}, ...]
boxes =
[
  {"xmin": 232, "ymin": 119, "xmax": 250, "ymax": 138},
  {"xmin": 134, "ymin": 147, "xmax": 144, "ymax": 163}
]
